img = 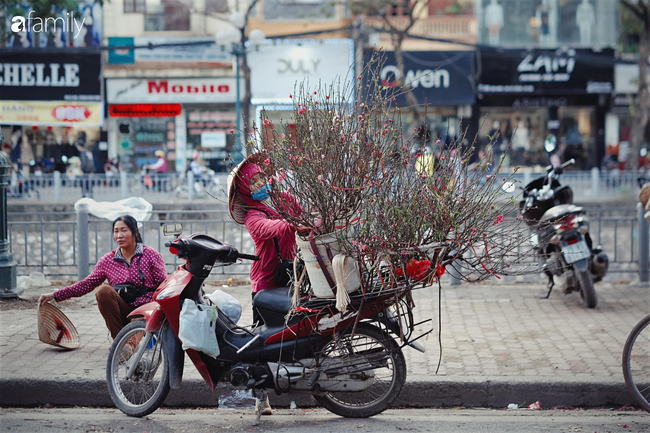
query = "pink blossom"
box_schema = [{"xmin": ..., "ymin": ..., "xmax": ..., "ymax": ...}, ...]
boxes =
[
  {"xmin": 317, "ymin": 175, "xmax": 322, "ymax": 181},
  {"xmin": 460, "ymin": 161, "xmax": 464, "ymax": 165},
  {"xmin": 440, "ymin": 156, "xmax": 445, "ymax": 161},
  {"xmin": 436, "ymin": 139, "xmax": 441, "ymax": 144},
  {"xmin": 360, "ymin": 103, "xmax": 365, "ymax": 108},
  {"xmin": 326, "ymin": 95, "xmax": 330, "ymax": 99},
  {"xmin": 264, "ymin": 159, "xmax": 270, "ymax": 166},
  {"xmin": 263, "ymin": 119, "xmax": 271, "ymax": 126},
  {"xmin": 321, "ymin": 154, "xmax": 325, "ymax": 159},
  {"xmin": 357, "ymin": 75, "xmax": 362, "ymax": 80},
  {"xmin": 230, "ymin": 129, "xmax": 235, "ymax": 134},
  {"xmin": 486, "ymin": 175, "xmax": 492, "ymax": 180},
  {"xmin": 358, "ymin": 115, "xmax": 363, "ymax": 120},
  {"xmin": 299, "ymin": 107, "xmax": 307, "ymax": 114},
  {"xmin": 289, "ymin": 94, "xmax": 292, "ymax": 98},
  {"xmin": 314, "ymin": 91, "xmax": 317, "ymax": 95},
  {"xmin": 280, "ymin": 133, "xmax": 285, "ymax": 139},
  {"xmin": 383, "ymin": 124, "xmax": 388, "ymax": 128},
  {"xmin": 493, "ymin": 215, "xmax": 504, "ymax": 225}
]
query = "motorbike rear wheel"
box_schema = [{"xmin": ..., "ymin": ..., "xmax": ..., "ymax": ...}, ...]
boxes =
[
  {"xmin": 106, "ymin": 320, "xmax": 170, "ymax": 417},
  {"xmin": 577, "ymin": 269, "xmax": 598, "ymax": 309},
  {"xmin": 312, "ymin": 323, "xmax": 407, "ymax": 418}
]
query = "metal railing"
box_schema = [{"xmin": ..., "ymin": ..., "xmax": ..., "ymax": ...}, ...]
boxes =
[
  {"xmin": 7, "ymin": 170, "xmax": 230, "ymax": 203},
  {"xmin": 7, "ymin": 169, "xmax": 645, "ymax": 204},
  {"xmin": 7, "ymin": 206, "xmax": 649, "ymax": 282}
]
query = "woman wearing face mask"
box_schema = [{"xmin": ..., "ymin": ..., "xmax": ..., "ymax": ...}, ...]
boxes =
[
  {"xmin": 38, "ymin": 215, "xmax": 168, "ymax": 340},
  {"xmin": 228, "ymin": 156, "xmax": 304, "ymax": 416},
  {"xmin": 228, "ymin": 157, "xmax": 304, "ymax": 318}
]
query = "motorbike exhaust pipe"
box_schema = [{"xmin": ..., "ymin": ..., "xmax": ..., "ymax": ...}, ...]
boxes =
[{"xmin": 592, "ymin": 252, "xmax": 609, "ymax": 279}]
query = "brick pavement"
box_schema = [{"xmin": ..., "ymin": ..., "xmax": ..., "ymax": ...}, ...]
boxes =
[{"xmin": 2, "ymin": 279, "xmax": 648, "ymax": 382}]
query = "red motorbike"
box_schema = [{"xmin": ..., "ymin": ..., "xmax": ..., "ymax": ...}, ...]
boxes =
[{"xmin": 106, "ymin": 224, "xmax": 430, "ymax": 420}]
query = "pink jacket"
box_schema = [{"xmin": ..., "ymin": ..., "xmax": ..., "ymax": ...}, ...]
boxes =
[
  {"xmin": 245, "ymin": 209, "xmax": 297, "ymax": 293},
  {"xmin": 54, "ymin": 244, "xmax": 168, "ymax": 307}
]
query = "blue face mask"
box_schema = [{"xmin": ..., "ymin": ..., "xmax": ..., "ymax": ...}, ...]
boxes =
[{"xmin": 251, "ymin": 184, "xmax": 270, "ymax": 201}]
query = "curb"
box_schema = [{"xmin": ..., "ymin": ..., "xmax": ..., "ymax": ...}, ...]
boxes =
[{"xmin": 0, "ymin": 377, "xmax": 636, "ymax": 409}]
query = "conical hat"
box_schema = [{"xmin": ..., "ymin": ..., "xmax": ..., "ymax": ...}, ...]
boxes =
[
  {"xmin": 227, "ymin": 153, "xmax": 265, "ymax": 226},
  {"xmin": 37, "ymin": 303, "xmax": 80, "ymax": 350}
]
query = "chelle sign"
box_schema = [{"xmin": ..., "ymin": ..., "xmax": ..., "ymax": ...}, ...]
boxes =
[
  {"xmin": 106, "ymin": 78, "xmax": 242, "ymax": 104},
  {"xmin": 0, "ymin": 51, "xmax": 101, "ymax": 101}
]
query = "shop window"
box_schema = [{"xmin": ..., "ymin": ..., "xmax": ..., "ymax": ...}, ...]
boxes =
[
  {"xmin": 124, "ymin": 0, "xmax": 145, "ymax": 13},
  {"xmin": 145, "ymin": 0, "xmax": 190, "ymax": 31},
  {"xmin": 206, "ymin": 0, "xmax": 229, "ymax": 14},
  {"xmin": 390, "ymin": 0, "xmax": 411, "ymax": 16}
]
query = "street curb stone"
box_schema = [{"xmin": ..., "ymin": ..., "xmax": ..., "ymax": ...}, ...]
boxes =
[{"xmin": 0, "ymin": 378, "xmax": 635, "ymax": 409}]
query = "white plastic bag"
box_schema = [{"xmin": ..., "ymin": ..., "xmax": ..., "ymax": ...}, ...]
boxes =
[
  {"xmin": 74, "ymin": 197, "xmax": 153, "ymax": 222},
  {"xmin": 178, "ymin": 299, "xmax": 220, "ymax": 358},
  {"xmin": 206, "ymin": 290, "xmax": 242, "ymax": 324}
]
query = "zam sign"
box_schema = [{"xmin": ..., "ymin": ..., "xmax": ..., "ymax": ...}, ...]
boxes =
[
  {"xmin": 517, "ymin": 53, "xmax": 576, "ymax": 83},
  {"xmin": 0, "ymin": 52, "xmax": 101, "ymax": 101}
]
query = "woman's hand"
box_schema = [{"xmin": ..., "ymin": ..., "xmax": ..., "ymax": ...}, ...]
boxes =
[
  {"xmin": 38, "ymin": 293, "xmax": 55, "ymax": 306},
  {"xmin": 295, "ymin": 225, "xmax": 311, "ymax": 236}
]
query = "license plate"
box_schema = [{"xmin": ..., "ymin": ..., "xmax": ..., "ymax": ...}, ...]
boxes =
[{"xmin": 562, "ymin": 241, "xmax": 590, "ymax": 264}]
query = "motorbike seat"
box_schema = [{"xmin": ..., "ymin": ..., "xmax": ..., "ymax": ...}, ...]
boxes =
[
  {"xmin": 539, "ymin": 204, "xmax": 583, "ymax": 224},
  {"xmin": 252, "ymin": 286, "xmax": 293, "ymax": 314}
]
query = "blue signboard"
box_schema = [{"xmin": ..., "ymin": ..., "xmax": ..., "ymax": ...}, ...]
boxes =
[{"xmin": 363, "ymin": 50, "xmax": 476, "ymax": 106}]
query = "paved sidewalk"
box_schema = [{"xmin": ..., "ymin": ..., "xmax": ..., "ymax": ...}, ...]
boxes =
[{"xmin": 1, "ymin": 279, "xmax": 649, "ymax": 409}]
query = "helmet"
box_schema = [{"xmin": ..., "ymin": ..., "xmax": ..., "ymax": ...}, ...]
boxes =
[{"xmin": 155, "ymin": 150, "xmax": 165, "ymax": 158}]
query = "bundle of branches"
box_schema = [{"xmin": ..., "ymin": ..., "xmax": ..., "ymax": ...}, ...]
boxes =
[{"xmin": 251, "ymin": 54, "xmax": 540, "ymax": 288}]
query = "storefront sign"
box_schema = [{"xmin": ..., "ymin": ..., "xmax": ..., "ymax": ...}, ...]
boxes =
[
  {"xmin": 478, "ymin": 48, "xmax": 614, "ymax": 95},
  {"xmin": 109, "ymin": 104, "xmax": 182, "ymax": 117},
  {"xmin": 107, "ymin": 78, "xmax": 243, "ymax": 104},
  {"xmin": 364, "ymin": 51, "xmax": 475, "ymax": 106},
  {"xmin": 248, "ymin": 40, "xmax": 354, "ymax": 104},
  {"xmin": 201, "ymin": 131, "xmax": 226, "ymax": 148},
  {"xmin": 107, "ymin": 37, "xmax": 232, "ymax": 65},
  {"xmin": 615, "ymin": 63, "xmax": 650, "ymax": 95},
  {"xmin": 0, "ymin": 52, "xmax": 101, "ymax": 101},
  {"xmin": 0, "ymin": 100, "xmax": 102, "ymax": 126}
]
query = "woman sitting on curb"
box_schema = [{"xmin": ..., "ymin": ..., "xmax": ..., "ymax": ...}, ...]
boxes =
[{"xmin": 38, "ymin": 215, "xmax": 168, "ymax": 340}]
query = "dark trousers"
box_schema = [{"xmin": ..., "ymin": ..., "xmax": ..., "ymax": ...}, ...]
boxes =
[
  {"xmin": 96, "ymin": 285, "xmax": 136, "ymax": 339},
  {"xmin": 80, "ymin": 174, "xmax": 93, "ymax": 198},
  {"xmin": 252, "ymin": 292, "xmax": 262, "ymax": 326}
]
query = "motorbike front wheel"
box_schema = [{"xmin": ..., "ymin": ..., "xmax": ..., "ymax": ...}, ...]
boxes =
[
  {"xmin": 312, "ymin": 323, "xmax": 407, "ymax": 418},
  {"xmin": 577, "ymin": 269, "xmax": 598, "ymax": 308},
  {"xmin": 106, "ymin": 320, "xmax": 170, "ymax": 417}
]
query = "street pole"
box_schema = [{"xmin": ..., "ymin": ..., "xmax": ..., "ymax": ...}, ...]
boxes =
[
  {"xmin": 0, "ymin": 131, "xmax": 21, "ymax": 298},
  {"xmin": 234, "ymin": 46, "xmax": 243, "ymax": 158}
]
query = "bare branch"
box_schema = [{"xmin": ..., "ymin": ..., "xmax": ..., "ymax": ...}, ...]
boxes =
[{"xmin": 621, "ymin": 0, "xmax": 646, "ymax": 21}]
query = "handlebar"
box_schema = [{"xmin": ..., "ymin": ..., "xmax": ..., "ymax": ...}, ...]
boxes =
[
  {"xmin": 238, "ymin": 253, "xmax": 260, "ymax": 261},
  {"xmin": 545, "ymin": 158, "xmax": 575, "ymax": 173}
]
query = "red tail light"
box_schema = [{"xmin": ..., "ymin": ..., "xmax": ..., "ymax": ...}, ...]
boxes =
[
  {"xmin": 169, "ymin": 246, "xmax": 179, "ymax": 256},
  {"xmin": 555, "ymin": 214, "xmax": 578, "ymax": 233}
]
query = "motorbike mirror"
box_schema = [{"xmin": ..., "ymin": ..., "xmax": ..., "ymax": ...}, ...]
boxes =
[
  {"xmin": 502, "ymin": 182, "xmax": 516, "ymax": 193},
  {"xmin": 544, "ymin": 134, "xmax": 557, "ymax": 153},
  {"xmin": 162, "ymin": 223, "xmax": 183, "ymax": 237}
]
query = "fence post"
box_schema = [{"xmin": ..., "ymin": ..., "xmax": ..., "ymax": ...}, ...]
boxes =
[
  {"xmin": 187, "ymin": 170, "xmax": 194, "ymax": 203},
  {"xmin": 591, "ymin": 167, "xmax": 599, "ymax": 199},
  {"xmin": 53, "ymin": 171, "xmax": 61, "ymax": 203},
  {"xmin": 76, "ymin": 202, "xmax": 90, "ymax": 280},
  {"xmin": 120, "ymin": 171, "xmax": 128, "ymax": 199},
  {"xmin": 638, "ymin": 202, "xmax": 649, "ymax": 283}
]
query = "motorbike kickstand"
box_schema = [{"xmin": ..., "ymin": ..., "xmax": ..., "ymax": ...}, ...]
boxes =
[
  {"xmin": 541, "ymin": 280, "xmax": 554, "ymax": 299},
  {"xmin": 252, "ymin": 389, "xmax": 268, "ymax": 426}
]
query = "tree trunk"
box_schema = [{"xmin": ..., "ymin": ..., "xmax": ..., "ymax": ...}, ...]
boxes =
[
  {"xmin": 241, "ymin": 51, "xmax": 253, "ymax": 154},
  {"xmin": 629, "ymin": 16, "xmax": 650, "ymax": 171},
  {"xmin": 392, "ymin": 33, "xmax": 421, "ymax": 126}
]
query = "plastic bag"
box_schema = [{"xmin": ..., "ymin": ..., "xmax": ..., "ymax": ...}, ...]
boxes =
[
  {"xmin": 74, "ymin": 197, "xmax": 153, "ymax": 222},
  {"xmin": 178, "ymin": 299, "xmax": 220, "ymax": 358},
  {"xmin": 205, "ymin": 290, "xmax": 242, "ymax": 324}
]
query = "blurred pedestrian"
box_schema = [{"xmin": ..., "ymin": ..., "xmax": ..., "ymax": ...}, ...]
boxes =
[
  {"xmin": 76, "ymin": 139, "xmax": 95, "ymax": 198},
  {"xmin": 146, "ymin": 150, "xmax": 168, "ymax": 191}
]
